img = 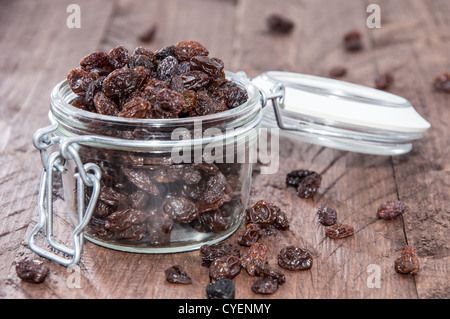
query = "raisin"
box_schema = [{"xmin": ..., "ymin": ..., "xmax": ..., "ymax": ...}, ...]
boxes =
[
  {"xmin": 181, "ymin": 166, "xmax": 202, "ymax": 184},
  {"xmin": 200, "ymin": 242, "xmax": 240, "ymax": 267},
  {"xmin": 102, "ymin": 67, "xmax": 139, "ymax": 99},
  {"xmin": 267, "ymin": 13, "xmax": 295, "ymax": 34},
  {"xmin": 238, "ymin": 223, "xmax": 262, "ymax": 247},
  {"xmin": 163, "ymin": 196, "xmax": 198, "ymax": 224},
  {"xmin": 174, "ymin": 40, "xmax": 209, "ymax": 62},
  {"xmin": 190, "ymin": 210, "xmax": 228, "ymax": 234},
  {"xmin": 375, "ymin": 72, "xmax": 394, "ymax": 90},
  {"xmin": 222, "ymin": 83, "xmax": 248, "ymax": 108},
  {"xmin": 67, "ymin": 68, "xmax": 90, "ymax": 96},
  {"xmin": 206, "ymin": 278, "xmax": 235, "ymax": 299},
  {"xmin": 154, "ymin": 88, "xmax": 185, "ymax": 114},
  {"xmin": 108, "ymin": 45, "xmax": 130, "ymax": 69},
  {"xmin": 251, "ymin": 276, "xmax": 279, "ymax": 295},
  {"xmin": 165, "ymin": 265, "xmax": 192, "ymax": 284},
  {"xmin": 139, "ymin": 24, "xmax": 157, "ymax": 43},
  {"xmin": 157, "ymin": 56, "xmax": 179, "ymax": 81},
  {"xmin": 99, "ymin": 185, "xmax": 128, "ymax": 207},
  {"xmin": 115, "ymin": 223, "xmax": 147, "ymax": 241},
  {"xmin": 286, "ymin": 169, "xmax": 316, "ymax": 188},
  {"xmin": 377, "ymin": 200, "xmax": 406, "ymax": 220},
  {"xmin": 15, "ymin": 259, "xmax": 50, "ymax": 284},
  {"xmin": 147, "ymin": 207, "xmax": 174, "ymax": 246},
  {"xmin": 325, "ymin": 223, "xmax": 354, "ymax": 239},
  {"xmin": 180, "ymin": 71, "xmax": 210, "ymax": 90},
  {"xmin": 209, "ymin": 255, "xmax": 241, "ymax": 280},
  {"xmin": 155, "ymin": 44, "xmax": 175, "ymax": 60},
  {"xmin": 394, "ymin": 245, "xmax": 420, "ymax": 275},
  {"xmin": 191, "ymin": 92, "xmax": 218, "ymax": 116},
  {"xmin": 190, "ymin": 56, "xmax": 224, "ymax": 78},
  {"xmin": 245, "ymin": 200, "xmax": 289, "ymax": 230},
  {"xmin": 343, "ymin": 30, "xmax": 363, "ymax": 52},
  {"xmin": 296, "ymin": 172, "xmax": 322, "ymax": 198},
  {"xmin": 317, "ymin": 206, "xmax": 337, "ymax": 226},
  {"xmin": 278, "ymin": 246, "xmax": 313, "ymax": 271},
  {"xmin": 170, "ymin": 75, "xmax": 185, "ymax": 94},
  {"xmin": 254, "ymin": 264, "xmax": 286, "ymax": 285},
  {"xmin": 93, "ymin": 91, "xmax": 119, "ymax": 116},
  {"xmin": 118, "ymin": 96, "xmax": 150, "ymax": 118},
  {"xmin": 122, "ymin": 168, "xmax": 160, "ymax": 195},
  {"xmin": 104, "ymin": 208, "xmax": 147, "ymax": 233},
  {"xmin": 241, "ymin": 242, "xmax": 268, "ymax": 276},
  {"xmin": 329, "ymin": 66, "xmax": 347, "ymax": 78},
  {"xmin": 433, "ymin": 73, "xmax": 450, "ymax": 93},
  {"xmin": 80, "ymin": 51, "xmax": 115, "ymax": 75}
]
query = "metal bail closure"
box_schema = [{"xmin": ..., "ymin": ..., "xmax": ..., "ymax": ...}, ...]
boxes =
[
  {"xmin": 252, "ymin": 71, "xmax": 431, "ymax": 156},
  {"xmin": 30, "ymin": 122, "xmax": 101, "ymax": 266}
]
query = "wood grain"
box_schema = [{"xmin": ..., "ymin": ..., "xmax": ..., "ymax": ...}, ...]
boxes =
[{"xmin": 0, "ymin": 0, "xmax": 448, "ymax": 299}]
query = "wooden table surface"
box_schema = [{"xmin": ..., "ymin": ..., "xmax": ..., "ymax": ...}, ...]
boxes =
[{"xmin": 1, "ymin": 0, "xmax": 449, "ymax": 299}]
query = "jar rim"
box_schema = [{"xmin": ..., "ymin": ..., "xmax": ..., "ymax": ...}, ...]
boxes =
[{"xmin": 51, "ymin": 71, "xmax": 261, "ymax": 127}]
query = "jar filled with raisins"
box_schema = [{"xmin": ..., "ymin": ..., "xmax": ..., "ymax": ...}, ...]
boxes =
[{"xmin": 30, "ymin": 43, "xmax": 430, "ymax": 266}]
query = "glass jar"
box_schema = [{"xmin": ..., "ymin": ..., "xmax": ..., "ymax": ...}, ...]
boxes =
[{"xmin": 30, "ymin": 71, "xmax": 261, "ymax": 264}]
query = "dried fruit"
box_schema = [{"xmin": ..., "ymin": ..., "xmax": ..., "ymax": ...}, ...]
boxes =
[
  {"xmin": 278, "ymin": 246, "xmax": 313, "ymax": 271},
  {"xmin": 377, "ymin": 200, "xmax": 406, "ymax": 220},
  {"xmin": 165, "ymin": 265, "xmax": 192, "ymax": 284},
  {"xmin": 343, "ymin": 30, "xmax": 363, "ymax": 52},
  {"xmin": 296, "ymin": 172, "xmax": 322, "ymax": 198},
  {"xmin": 200, "ymin": 242, "xmax": 240, "ymax": 267},
  {"xmin": 209, "ymin": 255, "xmax": 241, "ymax": 280},
  {"xmin": 286, "ymin": 169, "xmax": 316, "ymax": 188},
  {"xmin": 433, "ymin": 73, "xmax": 450, "ymax": 93},
  {"xmin": 163, "ymin": 196, "xmax": 199, "ymax": 224},
  {"xmin": 394, "ymin": 245, "xmax": 420, "ymax": 275},
  {"xmin": 329, "ymin": 66, "xmax": 347, "ymax": 78},
  {"xmin": 267, "ymin": 13, "xmax": 295, "ymax": 34},
  {"xmin": 139, "ymin": 24, "xmax": 158, "ymax": 43},
  {"xmin": 238, "ymin": 223, "xmax": 262, "ymax": 247},
  {"xmin": 241, "ymin": 242, "xmax": 268, "ymax": 276},
  {"xmin": 206, "ymin": 278, "xmax": 235, "ymax": 299},
  {"xmin": 251, "ymin": 276, "xmax": 279, "ymax": 295},
  {"xmin": 15, "ymin": 259, "xmax": 50, "ymax": 284},
  {"xmin": 174, "ymin": 40, "xmax": 209, "ymax": 61},
  {"xmin": 325, "ymin": 223, "xmax": 354, "ymax": 239},
  {"xmin": 317, "ymin": 206, "xmax": 337, "ymax": 226},
  {"xmin": 94, "ymin": 91, "xmax": 119, "ymax": 116},
  {"xmin": 254, "ymin": 264, "xmax": 286, "ymax": 285},
  {"xmin": 375, "ymin": 72, "xmax": 394, "ymax": 90}
]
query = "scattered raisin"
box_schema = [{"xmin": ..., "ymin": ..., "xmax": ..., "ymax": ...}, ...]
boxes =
[
  {"xmin": 394, "ymin": 245, "xmax": 420, "ymax": 275},
  {"xmin": 329, "ymin": 66, "xmax": 347, "ymax": 78},
  {"xmin": 254, "ymin": 264, "xmax": 286, "ymax": 285},
  {"xmin": 251, "ymin": 276, "xmax": 279, "ymax": 295},
  {"xmin": 375, "ymin": 72, "xmax": 394, "ymax": 90},
  {"xmin": 278, "ymin": 246, "xmax": 313, "ymax": 271},
  {"xmin": 238, "ymin": 223, "xmax": 262, "ymax": 247},
  {"xmin": 433, "ymin": 73, "xmax": 450, "ymax": 93},
  {"xmin": 241, "ymin": 242, "xmax": 268, "ymax": 276},
  {"xmin": 296, "ymin": 172, "xmax": 322, "ymax": 198},
  {"xmin": 325, "ymin": 223, "xmax": 354, "ymax": 239},
  {"xmin": 200, "ymin": 242, "xmax": 240, "ymax": 267},
  {"xmin": 343, "ymin": 30, "xmax": 363, "ymax": 52},
  {"xmin": 206, "ymin": 278, "xmax": 235, "ymax": 299},
  {"xmin": 139, "ymin": 24, "xmax": 158, "ymax": 43},
  {"xmin": 209, "ymin": 255, "xmax": 241, "ymax": 280},
  {"xmin": 267, "ymin": 13, "xmax": 295, "ymax": 34},
  {"xmin": 286, "ymin": 170, "xmax": 316, "ymax": 188},
  {"xmin": 317, "ymin": 206, "xmax": 337, "ymax": 226},
  {"xmin": 377, "ymin": 200, "xmax": 406, "ymax": 220},
  {"xmin": 15, "ymin": 259, "xmax": 50, "ymax": 284},
  {"xmin": 165, "ymin": 265, "xmax": 192, "ymax": 284}
]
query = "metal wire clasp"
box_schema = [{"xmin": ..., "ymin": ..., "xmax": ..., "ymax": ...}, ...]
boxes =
[{"xmin": 29, "ymin": 118, "xmax": 101, "ymax": 266}]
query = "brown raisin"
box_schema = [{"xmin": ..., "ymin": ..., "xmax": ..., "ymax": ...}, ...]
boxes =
[
  {"xmin": 325, "ymin": 223, "xmax": 354, "ymax": 239},
  {"xmin": 157, "ymin": 56, "xmax": 179, "ymax": 81},
  {"xmin": 209, "ymin": 255, "xmax": 241, "ymax": 280},
  {"xmin": 200, "ymin": 242, "xmax": 240, "ymax": 267},
  {"xmin": 15, "ymin": 259, "xmax": 50, "ymax": 284},
  {"xmin": 377, "ymin": 200, "xmax": 406, "ymax": 220},
  {"xmin": 343, "ymin": 30, "xmax": 363, "ymax": 52},
  {"xmin": 102, "ymin": 67, "xmax": 139, "ymax": 99},
  {"xmin": 238, "ymin": 223, "xmax": 262, "ymax": 247},
  {"xmin": 139, "ymin": 24, "xmax": 158, "ymax": 43},
  {"xmin": 267, "ymin": 13, "xmax": 295, "ymax": 34},
  {"xmin": 80, "ymin": 51, "xmax": 115, "ymax": 75},
  {"xmin": 433, "ymin": 73, "xmax": 450, "ymax": 93},
  {"xmin": 286, "ymin": 169, "xmax": 316, "ymax": 188},
  {"xmin": 375, "ymin": 72, "xmax": 394, "ymax": 90},
  {"xmin": 163, "ymin": 196, "xmax": 198, "ymax": 224},
  {"xmin": 190, "ymin": 56, "xmax": 224, "ymax": 78},
  {"xmin": 93, "ymin": 91, "xmax": 119, "ymax": 116},
  {"xmin": 147, "ymin": 207, "xmax": 174, "ymax": 246},
  {"xmin": 278, "ymin": 246, "xmax": 313, "ymax": 271},
  {"xmin": 296, "ymin": 172, "xmax": 322, "ymax": 198},
  {"xmin": 118, "ymin": 96, "xmax": 150, "ymax": 118},
  {"xmin": 317, "ymin": 206, "xmax": 337, "ymax": 226},
  {"xmin": 174, "ymin": 40, "xmax": 209, "ymax": 62},
  {"xmin": 254, "ymin": 264, "xmax": 286, "ymax": 285},
  {"xmin": 394, "ymin": 245, "xmax": 420, "ymax": 275},
  {"xmin": 180, "ymin": 71, "xmax": 210, "ymax": 90},
  {"xmin": 329, "ymin": 66, "xmax": 347, "ymax": 78},
  {"xmin": 206, "ymin": 278, "xmax": 235, "ymax": 299},
  {"xmin": 241, "ymin": 242, "xmax": 268, "ymax": 276},
  {"xmin": 165, "ymin": 265, "xmax": 192, "ymax": 284},
  {"xmin": 251, "ymin": 276, "xmax": 279, "ymax": 295},
  {"xmin": 108, "ymin": 45, "xmax": 130, "ymax": 69}
]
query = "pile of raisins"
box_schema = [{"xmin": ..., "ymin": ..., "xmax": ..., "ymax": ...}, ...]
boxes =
[{"xmin": 67, "ymin": 41, "xmax": 248, "ymax": 119}]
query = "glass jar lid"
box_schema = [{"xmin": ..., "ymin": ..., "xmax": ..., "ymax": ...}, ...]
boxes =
[{"xmin": 251, "ymin": 71, "xmax": 431, "ymax": 155}]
